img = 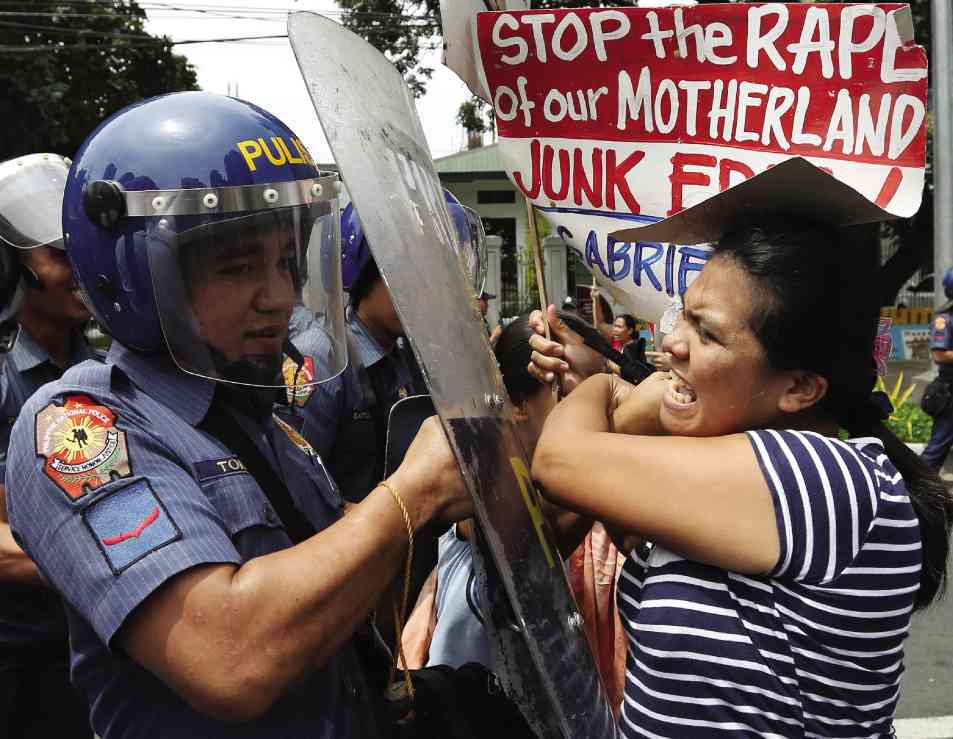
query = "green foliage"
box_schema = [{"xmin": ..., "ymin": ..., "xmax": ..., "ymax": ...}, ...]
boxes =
[
  {"xmin": 337, "ymin": 0, "xmax": 440, "ymax": 98},
  {"xmin": 885, "ymin": 402, "xmax": 933, "ymax": 444},
  {"xmin": 456, "ymin": 97, "xmax": 489, "ymax": 133},
  {"xmin": 876, "ymin": 373, "xmax": 933, "ymax": 444},
  {"xmin": 0, "ymin": 0, "xmax": 199, "ymax": 160}
]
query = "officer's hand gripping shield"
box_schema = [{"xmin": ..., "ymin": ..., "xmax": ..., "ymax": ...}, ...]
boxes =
[
  {"xmin": 136, "ymin": 173, "xmax": 347, "ymax": 387},
  {"xmin": 0, "ymin": 153, "xmax": 70, "ymax": 250}
]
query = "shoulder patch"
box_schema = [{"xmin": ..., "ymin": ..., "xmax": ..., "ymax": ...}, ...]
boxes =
[
  {"xmin": 82, "ymin": 479, "xmax": 181, "ymax": 574},
  {"xmin": 283, "ymin": 355, "xmax": 316, "ymax": 407},
  {"xmin": 35, "ymin": 395, "xmax": 132, "ymax": 500},
  {"xmin": 273, "ymin": 414, "xmax": 316, "ymax": 457},
  {"xmin": 935, "ymin": 315, "xmax": 947, "ymax": 331}
]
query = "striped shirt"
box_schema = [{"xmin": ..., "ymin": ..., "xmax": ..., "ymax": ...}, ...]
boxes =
[{"xmin": 618, "ymin": 430, "xmax": 920, "ymax": 738}]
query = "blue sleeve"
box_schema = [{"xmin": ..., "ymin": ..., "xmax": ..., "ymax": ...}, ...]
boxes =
[
  {"xmin": 0, "ymin": 417, "xmax": 11, "ymax": 480},
  {"xmin": 930, "ymin": 313, "xmax": 952, "ymax": 350},
  {"xmin": 6, "ymin": 392, "xmax": 242, "ymax": 646},
  {"xmin": 0, "ymin": 372, "xmax": 15, "ymax": 481},
  {"xmin": 746, "ymin": 430, "xmax": 880, "ymax": 585}
]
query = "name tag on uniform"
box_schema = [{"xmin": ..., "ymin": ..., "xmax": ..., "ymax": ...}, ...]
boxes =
[
  {"xmin": 352, "ymin": 410, "xmax": 372, "ymax": 421},
  {"xmin": 194, "ymin": 456, "xmax": 249, "ymax": 482}
]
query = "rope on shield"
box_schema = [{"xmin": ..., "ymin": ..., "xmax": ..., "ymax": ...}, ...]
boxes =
[{"xmin": 379, "ymin": 478, "xmax": 416, "ymax": 702}]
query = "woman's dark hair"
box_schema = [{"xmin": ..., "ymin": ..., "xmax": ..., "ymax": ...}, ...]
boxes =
[
  {"xmin": 349, "ymin": 255, "xmax": 380, "ymax": 310},
  {"xmin": 618, "ymin": 314, "xmax": 637, "ymax": 334},
  {"xmin": 715, "ymin": 218, "xmax": 952, "ymax": 609},
  {"xmin": 493, "ymin": 310, "xmax": 603, "ymax": 403}
]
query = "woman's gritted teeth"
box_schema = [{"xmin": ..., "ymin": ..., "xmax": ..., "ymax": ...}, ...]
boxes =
[{"xmin": 666, "ymin": 370, "xmax": 697, "ymax": 407}]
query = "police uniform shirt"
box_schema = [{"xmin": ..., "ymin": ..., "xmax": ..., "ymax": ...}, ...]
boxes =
[
  {"xmin": 0, "ymin": 324, "xmax": 97, "ymax": 649},
  {"xmin": 931, "ymin": 310, "xmax": 953, "ymax": 380},
  {"xmin": 282, "ymin": 306, "xmax": 424, "ymax": 502},
  {"xmin": 5, "ymin": 341, "xmax": 368, "ymax": 738}
]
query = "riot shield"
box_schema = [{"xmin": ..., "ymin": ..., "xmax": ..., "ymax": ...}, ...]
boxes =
[{"xmin": 289, "ymin": 12, "xmax": 618, "ymax": 738}]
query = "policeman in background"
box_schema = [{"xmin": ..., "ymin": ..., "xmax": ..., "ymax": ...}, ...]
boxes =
[
  {"xmin": 5, "ymin": 92, "xmax": 469, "ymax": 738},
  {"xmin": 922, "ymin": 267, "xmax": 953, "ymax": 470},
  {"xmin": 288, "ymin": 191, "xmax": 481, "ymax": 504},
  {"xmin": 0, "ymin": 153, "xmax": 94, "ymax": 738},
  {"xmin": 477, "ymin": 289, "xmax": 502, "ymax": 347}
]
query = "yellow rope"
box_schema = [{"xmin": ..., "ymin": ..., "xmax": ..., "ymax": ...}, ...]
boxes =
[{"xmin": 379, "ymin": 479, "xmax": 416, "ymax": 702}]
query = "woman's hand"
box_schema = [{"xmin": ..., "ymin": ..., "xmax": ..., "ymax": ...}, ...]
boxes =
[
  {"xmin": 389, "ymin": 416, "xmax": 472, "ymax": 530},
  {"xmin": 611, "ymin": 371, "xmax": 668, "ymax": 436},
  {"xmin": 527, "ymin": 305, "xmax": 590, "ymax": 394}
]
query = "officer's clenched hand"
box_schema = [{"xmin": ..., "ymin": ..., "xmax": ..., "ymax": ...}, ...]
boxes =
[{"xmin": 388, "ymin": 416, "xmax": 471, "ymax": 527}]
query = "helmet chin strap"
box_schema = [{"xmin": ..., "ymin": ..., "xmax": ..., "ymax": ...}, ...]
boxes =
[{"xmin": 206, "ymin": 344, "xmax": 283, "ymax": 389}]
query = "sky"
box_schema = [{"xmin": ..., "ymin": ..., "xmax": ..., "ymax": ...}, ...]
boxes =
[{"xmin": 143, "ymin": 0, "xmax": 478, "ymax": 163}]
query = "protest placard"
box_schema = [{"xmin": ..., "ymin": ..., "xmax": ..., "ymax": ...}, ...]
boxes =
[{"xmin": 472, "ymin": 3, "xmax": 928, "ymax": 321}]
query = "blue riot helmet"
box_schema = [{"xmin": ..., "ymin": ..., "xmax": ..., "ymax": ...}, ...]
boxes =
[
  {"xmin": 0, "ymin": 153, "xmax": 72, "ymax": 323},
  {"xmin": 64, "ymin": 92, "xmax": 347, "ymax": 387},
  {"xmin": 341, "ymin": 189, "xmax": 486, "ymax": 295},
  {"xmin": 943, "ymin": 268, "xmax": 953, "ymax": 300}
]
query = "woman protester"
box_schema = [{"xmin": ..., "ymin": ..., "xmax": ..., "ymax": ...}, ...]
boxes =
[
  {"xmin": 528, "ymin": 217, "xmax": 953, "ymax": 736},
  {"xmin": 612, "ymin": 314, "xmax": 638, "ymax": 352}
]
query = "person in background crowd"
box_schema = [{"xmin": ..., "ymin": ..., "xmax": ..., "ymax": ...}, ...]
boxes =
[
  {"xmin": 529, "ymin": 217, "xmax": 953, "ymax": 737},
  {"xmin": 477, "ymin": 289, "xmax": 502, "ymax": 347},
  {"xmin": 921, "ymin": 266, "xmax": 953, "ymax": 471},
  {"xmin": 0, "ymin": 153, "xmax": 94, "ymax": 738},
  {"xmin": 5, "ymin": 92, "xmax": 470, "ymax": 739},
  {"xmin": 611, "ymin": 314, "xmax": 638, "ymax": 351}
]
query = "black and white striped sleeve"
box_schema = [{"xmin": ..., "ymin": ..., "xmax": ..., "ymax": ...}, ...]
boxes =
[{"xmin": 746, "ymin": 429, "xmax": 880, "ymax": 584}]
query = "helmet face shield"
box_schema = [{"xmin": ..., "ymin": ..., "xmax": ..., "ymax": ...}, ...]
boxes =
[
  {"xmin": 0, "ymin": 154, "xmax": 69, "ymax": 250},
  {"xmin": 144, "ymin": 174, "xmax": 346, "ymax": 388},
  {"xmin": 461, "ymin": 205, "xmax": 487, "ymax": 297}
]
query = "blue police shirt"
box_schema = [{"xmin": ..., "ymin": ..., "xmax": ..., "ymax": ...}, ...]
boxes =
[
  {"xmin": 931, "ymin": 310, "xmax": 953, "ymax": 380},
  {"xmin": 0, "ymin": 324, "xmax": 97, "ymax": 648},
  {"xmin": 284, "ymin": 307, "xmax": 423, "ymax": 501},
  {"xmin": 5, "ymin": 341, "xmax": 368, "ymax": 738}
]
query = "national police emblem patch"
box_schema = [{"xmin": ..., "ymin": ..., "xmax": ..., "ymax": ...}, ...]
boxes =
[
  {"xmin": 282, "ymin": 354, "xmax": 316, "ymax": 407},
  {"xmin": 35, "ymin": 395, "xmax": 132, "ymax": 500}
]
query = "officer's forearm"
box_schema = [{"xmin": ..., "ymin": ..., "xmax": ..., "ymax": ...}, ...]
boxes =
[
  {"xmin": 121, "ymin": 481, "xmax": 429, "ymax": 722},
  {"xmin": 934, "ymin": 349, "xmax": 953, "ymax": 364}
]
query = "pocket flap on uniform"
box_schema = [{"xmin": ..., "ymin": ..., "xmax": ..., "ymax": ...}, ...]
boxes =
[{"xmin": 199, "ymin": 473, "xmax": 284, "ymax": 536}]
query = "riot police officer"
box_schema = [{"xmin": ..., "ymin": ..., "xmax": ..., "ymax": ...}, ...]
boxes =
[
  {"xmin": 4, "ymin": 92, "xmax": 469, "ymax": 738},
  {"xmin": 288, "ymin": 191, "xmax": 484, "ymax": 504},
  {"xmin": 0, "ymin": 153, "xmax": 94, "ymax": 738},
  {"xmin": 922, "ymin": 267, "xmax": 953, "ymax": 470}
]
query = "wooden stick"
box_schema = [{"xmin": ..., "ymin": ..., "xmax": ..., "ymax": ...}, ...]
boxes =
[
  {"xmin": 591, "ymin": 276, "xmax": 599, "ymax": 329},
  {"xmin": 524, "ymin": 198, "xmax": 559, "ymax": 401}
]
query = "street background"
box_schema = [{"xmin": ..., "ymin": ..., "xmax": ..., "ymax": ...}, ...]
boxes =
[{"xmin": 882, "ymin": 359, "xmax": 952, "ymax": 729}]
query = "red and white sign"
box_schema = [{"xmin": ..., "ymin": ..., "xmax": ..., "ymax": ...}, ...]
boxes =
[{"xmin": 473, "ymin": 3, "xmax": 928, "ymax": 321}]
